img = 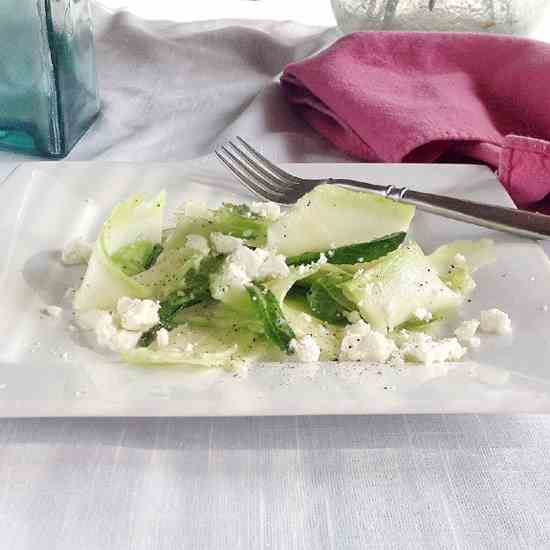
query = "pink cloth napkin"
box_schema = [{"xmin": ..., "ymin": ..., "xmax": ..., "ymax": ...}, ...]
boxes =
[{"xmin": 281, "ymin": 32, "xmax": 550, "ymax": 208}]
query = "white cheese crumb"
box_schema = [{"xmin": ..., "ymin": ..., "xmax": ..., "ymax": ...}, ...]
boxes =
[
  {"xmin": 42, "ymin": 305, "xmax": 62, "ymax": 318},
  {"xmin": 117, "ymin": 297, "xmax": 160, "ymax": 332},
  {"xmin": 231, "ymin": 245, "xmax": 269, "ymax": 278},
  {"xmin": 296, "ymin": 253, "xmax": 328, "ymax": 275},
  {"xmin": 185, "ymin": 343, "xmax": 194, "ymax": 353},
  {"xmin": 96, "ymin": 319, "xmax": 142, "ymax": 352},
  {"xmin": 339, "ymin": 320, "xmax": 396, "ymax": 362},
  {"xmin": 156, "ymin": 328, "xmax": 170, "ymax": 348},
  {"xmin": 480, "ymin": 309, "xmax": 512, "ymax": 335},
  {"xmin": 77, "ymin": 309, "xmax": 142, "ymax": 352},
  {"xmin": 398, "ymin": 331, "xmax": 466, "ymax": 365},
  {"xmin": 210, "ymin": 232, "xmax": 243, "ymax": 254},
  {"xmin": 211, "ymin": 244, "xmax": 288, "ymax": 298},
  {"xmin": 250, "ymin": 202, "xmax": 281, "ymax": 221},
  {"xmin": 414, "ymin": 308, "xmax": 432, "ymax": 322},
  {"xmin": 212, "ymin": 262, "xmax": 250, "ymax": 299},
  {"xmin": 290, "ymin": 335, "xmax": 321, "ymax": 363},
  {"xmin": 185, "ymin": 234, "xmax": 210, "ymax": 256},
  {"xmin": 467, "ymin": 337, "xmax": 481, "ymax": 349},
  {"xmin": 454, "ymin": 319, "xmax": 480, "ymax": 348},
  {"xmin": 453, "ymin": 253, "xmax": 467, "ymax": 266},
  {"xmin": 61, "ymin": 238, "xmax": 92, "ymax": 265},
  {"xmin": 345, "ymin": 311, "xmax": 362, "ymax": 323},
  {"xmin": 257, "ymin": 253, "xmax": 289, "ymax": 280}
]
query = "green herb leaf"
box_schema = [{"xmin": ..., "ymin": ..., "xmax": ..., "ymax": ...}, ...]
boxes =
[
  {"xmin": 286, "ymin": 232, "xmax": 406, "ymax": 266},
  {"xmin": 111, "ymin": 239, "xmax": 155, "ymax": 276},
  {"xmin": 138, "ymin": 254, "xmax": 224, "ymax": 347},
  {"xmin": 143, "ymin": 243, "xmax": 163, "ymax": 270},
  {"xmin": 306, "ymin": 271, "xmax": 354, "ymax": 325},
  {"xmin": 246, "ymin": 283, "xmax": 296, "ymax": 352}
]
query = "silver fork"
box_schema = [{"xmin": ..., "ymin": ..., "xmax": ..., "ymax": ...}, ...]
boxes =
[{"xmin": 216, "ymin": 136, "xmax": 550, "ymax": 240}]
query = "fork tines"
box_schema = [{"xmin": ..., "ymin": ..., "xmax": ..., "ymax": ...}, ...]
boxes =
[{"xmin": 215, "ymin": 137, "xmax": 299, "ymax": 204}]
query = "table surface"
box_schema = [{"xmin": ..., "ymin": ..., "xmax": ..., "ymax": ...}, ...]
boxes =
[{"xmin": 2, "ymin": 2, "xmax": 550, "ymax": 549}]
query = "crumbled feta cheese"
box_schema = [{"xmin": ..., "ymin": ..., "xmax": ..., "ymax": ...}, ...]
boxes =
[
  {"xmin": 296, "ymin": 253, "xmax": 328, "ymax": 275},
  {"xmin": 156, "ymin": 328, "xmax": 170, "ymax": 348},
  {"xmin": 42, "ymin": 305, "xmax": 62, "ymax": 318},
  {"xmin": 454, "ymin": 319, "xmax": 480, "ymax": 347},
  {"xmin": 210, "ymin": 232, "xmax": 243, "ymax": 254},
  {"xmin": 414, "ymin": 308, "xmax": 432, "ymax": 322},
  {"xmin": 250, "ymin": 202, "xmax": 281, "ymax": 221},
  {"xmin": 453, "ymin": 253, "xmax": 467, "ymax": 266},
  {"xmin": 257, "ymin": 253, "xmax": 289, "ymax": 279},
  {"xmin": 184, "ymin": 343, "xmax": 194, "ymax": 353},
  {"xmin": 76, "ymin": 309, "xmax": 142, "ymax": 352},
  {"xmin": 467, "ymin": 337, "xmax": 481, "ymax": 349},
  {"xmin": 117, "ymin": 297, "xmax": 160, "ymax": 331},
  {"xmin": 212, "ymin": 262, "xmax": 249, "ymax": 299},
  {"xmin": 455, "ymin": 320, "xmax": 479, "ymax": 339},
  {"xmin": 290, "ymin": 335, "xmax": 320, "ymax": 363},
  {"xmin": 398, "ymin": 332, "xmax": 466, "ymax": 365},
  {"xmin": 339, "ymin": 320, "xmax": 396, "ymax": 362},
  {"xmin": 480, "ymin": 308, "xmax": 512, "ymax": 334},
  {"xmin": 345, "ymin": 311, "xmax": 362, "ymax": 323},
  {"xmin": 211, "ymin": 244, "xmax": 289, "ymax": 297},
  {"xmin": 231, "ymin": 245, "xmax": 268, "ymax": 278},
  {"xmin": 185, "ymin": 234, "xmax": 210, "ymax": 256},
  {"xmin": 61, "ymin": 238, "xmax": 92, "ymax": 265},
  {"xmin": 96, "ymin": 317, "xmax": 142, "ymax": 352}
]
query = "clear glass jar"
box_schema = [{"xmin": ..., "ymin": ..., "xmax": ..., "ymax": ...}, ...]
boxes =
[
  {"xmin": 331, "ymin": 0, "xmax": 549, "ymax": 34},
  {"xmin": 0, "ymin": 0, "xmax": 100, "ymax": 158}
]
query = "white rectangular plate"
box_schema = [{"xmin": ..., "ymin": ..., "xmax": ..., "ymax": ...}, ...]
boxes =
[{"xmin": 1, "ymin": 161, "xmax": 550, "ymax": 417}]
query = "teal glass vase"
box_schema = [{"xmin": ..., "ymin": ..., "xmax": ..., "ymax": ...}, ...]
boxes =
[{"xmin": 0, "ymin": 0, "xmax": 100, "ymax": 158}]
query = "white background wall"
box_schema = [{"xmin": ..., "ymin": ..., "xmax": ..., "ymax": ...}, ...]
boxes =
[
  {"xmin": 96, "ymin": 0, "xmax": 550, "ymax": 39},
  {"xmin": 96, "ymin": 0, "xmax": 338, "ymax": 26}
]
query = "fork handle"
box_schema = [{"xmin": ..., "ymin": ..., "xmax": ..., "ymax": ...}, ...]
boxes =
[
  {"xmin": 399, "ymin": 189, "xmax": 550, "ymax": 240},
  {"xmin": 332, "ymin": 179, "xmax": 550, "ymax": 240}
]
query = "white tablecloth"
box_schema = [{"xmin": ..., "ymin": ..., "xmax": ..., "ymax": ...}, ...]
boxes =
[{"xmin": 1, "ymin": 4, "xmax": 550, "ymax": 549}]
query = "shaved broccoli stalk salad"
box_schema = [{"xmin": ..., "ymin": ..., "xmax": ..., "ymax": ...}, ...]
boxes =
[{"xmin": 67, "ymin": 185, "xmax": 511, "ymax": 369}]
